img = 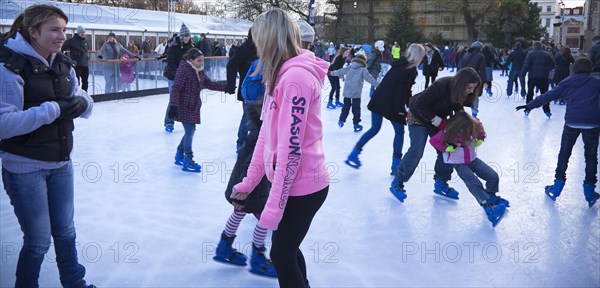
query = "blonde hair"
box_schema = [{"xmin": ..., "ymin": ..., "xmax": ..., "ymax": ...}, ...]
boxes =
[
  {"xmin": 251, "ymin": 8, "xmax": 302, "ymax": 96},
  {"xmin": 332, "ymin": 46, "xmax": 351, "ymax": 64},
  {"xmin": 405, "ymin": 44, "xmax": 425, "ymax": 69}
]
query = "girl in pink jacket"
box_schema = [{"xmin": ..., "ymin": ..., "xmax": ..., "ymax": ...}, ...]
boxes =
[
  {"xmin": 429, "ymin": 111, "xmax": 509, "ymax": 226},
  {"xmin": 230, "ymin": 8, "xmax": 330, "ymax": 287}
]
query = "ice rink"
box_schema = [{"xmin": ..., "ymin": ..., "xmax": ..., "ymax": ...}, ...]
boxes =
[{"xmin": 1, "ymin": 68, "xmax": 598, "ymax": 287}]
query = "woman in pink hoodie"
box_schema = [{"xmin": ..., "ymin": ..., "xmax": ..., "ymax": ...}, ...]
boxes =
[{"xmin": 230, "ymin": 8, "xmax": 330, "ymax": 287}]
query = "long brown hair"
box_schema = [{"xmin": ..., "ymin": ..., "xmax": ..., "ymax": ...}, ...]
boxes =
[
  {"xmin": 251, "ymin": 8, "xmax": 302, "ymax": 96},
  {"xmin": 443, "ymin": 111, "xmax": 480, "ymax": 144},
  {"xmin": 332, "ymin": 46, "xmax": 350, "ymax": 64},
  {"xmin": 450, "ymin": 67, "xmax": 481, "ymax": 106},
  {"xmin": 6, "ymin": 5, "xmax": 68, "ymax": 43}
]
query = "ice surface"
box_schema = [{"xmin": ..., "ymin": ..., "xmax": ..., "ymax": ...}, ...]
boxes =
[{"xmin": 1, "ymin": 69, "xmax": 598, "ymax": 287}]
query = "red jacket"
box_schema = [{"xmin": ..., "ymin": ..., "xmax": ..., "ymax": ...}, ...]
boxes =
[{"xmin": 169, "ymin": 60, "xmax": 226, "ymax": 124}]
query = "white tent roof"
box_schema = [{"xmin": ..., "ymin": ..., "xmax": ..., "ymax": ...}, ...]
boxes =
[{"xmin": 0, "ymin": 0, "xmax": 252, "ymax": 36}]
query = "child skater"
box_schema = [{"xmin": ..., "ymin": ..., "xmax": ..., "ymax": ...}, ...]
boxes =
[
  {"xmin": 168, "ymin": 48, "xmax": 226, "ymax": 172},
  {"xmin": 430, "ymin": 111, "xmax": 510, "ymax": 226},
  {"xmin": 330, "ymin": 53, "xmax": 379, "ymax": 132},
  {"xmin": 516, "ymin": 58, "xmax": 600, "ymax": 207},
  {"xmin": 230, "ymin": 8, "xmax": 330, "ymax": 288}
]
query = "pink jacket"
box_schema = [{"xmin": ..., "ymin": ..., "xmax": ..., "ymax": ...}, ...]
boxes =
[
  {"xmin": 234, "ymin": 50, "xmax": 330, "ymax": 230},
  {"xmin": 429, "ymin": 122, "xmax": 486, "ymax": 165}
]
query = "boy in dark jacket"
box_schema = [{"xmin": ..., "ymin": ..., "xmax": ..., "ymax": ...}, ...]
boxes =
[
  {"xmin": 62, "ymin": 26, "xmax": 90, "ymax": 91},
  {"xmin": 520, "ymin": 41, "xmax": 554, "ymax": 118},
  {"xmin": 505, "ymin": 41, "xmax": 527, "ymax": 97},
  {"xmin": 517, "ymin": 58, "xmax": 600, "ymax": 207}
]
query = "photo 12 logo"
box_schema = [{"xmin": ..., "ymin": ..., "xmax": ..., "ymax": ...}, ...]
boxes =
[{"xmin": 401, "ymin": 241, "xmax": 540, "ymax": 264}]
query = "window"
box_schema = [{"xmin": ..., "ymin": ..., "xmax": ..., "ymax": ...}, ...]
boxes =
[
  {"xmin": 567, "ymin": 27, "xmax": 580, "ymax": 33},
  {"xmin": 442, "ymin": 26, "xmax": 454, "ymax": 32},
  {"xmin": 574, "ymin": 9, "xmax": 580, "ymax": 14},
  {"xmin": 565, "ymin": 37, "xmax": 579, "ymax": 47},
  {"xmin": 442, "ymin": 16, "xmax": 455, "ymax": 23},
  {"xmin": 545, "ymin": 18, "xmax": 551, "ymax": 27},
  {"xmin": 547, "ymin": 5, "xmax": 551, "ymax": 12}
]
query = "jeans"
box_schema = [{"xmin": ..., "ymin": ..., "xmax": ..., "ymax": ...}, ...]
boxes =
[
  {"xmin": 74, "ymin": 66, "xmax": 89, "ymax": 92},
  {"xmin": 507, "ymin": 70, "xmax": 526, "ymax": 97},
  {"xmin": 526, "ymin": 78, "xmax": 550, "ymax": 113},
  {"xmin": 356, "ymin": 112, "xmax": 405, "ymax": 155},
  {"xmin": 2, "ymin": 163, "xmax": 86, "ymax": 288},
  {"xmin": 424, "ymin": 75, "xmax": 437, "ymax": 89},
  {"xmin": 339, "ymin": 98, "xmax": 361, "ymax": 125},
  {"xmin": 270, "ymin": 186, "xmax": 328, "ymax": 288},
  {"xmin": 472, "ymin": 97, "xmax": 480, "ymax": 116},
  {"xmin": 327, "ymin": 75, "xmax": 341, "ymax": 101},
  {"xmin": 236, "ymin": 103, "xmax": 249, "ymax": 150},
  {"xmin": 394, "ymin": 125, "xmax": 453, "ymax": 183},
  {"xmin": 555, "ymin": 125, "xmax": 599, "ymax": 184},
  {"xmin": 164, "ymin": 80, "xmax": 175, "ymax": 126},
  {"xmin": 177, "ymin": 122, "xmax": 196, "ymax": 154},
  {"xmin": 453, "ymin": 158, "xmax": 499, "ymax": 203}
]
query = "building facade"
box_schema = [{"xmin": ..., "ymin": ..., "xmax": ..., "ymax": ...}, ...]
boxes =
[
  {"xmin": 553, "ymin": 6, "xmax": 585, "ymax": 47},
  {"xmin": 583, "ymin": 0, "xmax": 599, "ymax": 49},
  {"xmin": 532, "ymin": 0, "xmax": 558, "ymax": 40}
]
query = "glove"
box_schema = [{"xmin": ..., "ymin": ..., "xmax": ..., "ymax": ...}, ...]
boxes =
[
  {"xmin": 97, "ymin": 55, "xmax": 102, "ymax": 59},
  {"xmin": 225, "ymin": 87, "xmax": 236, "ymax": 95},
  {"xmin": 134, "ymin": 56, "xmax": 141, "ymax": 61},
  {"xmin": 56, "ymin": 97, "xmax": 88, "ymax": 119},
  {"xmin": 515, "ymin": 105, "xmax": 528, "ymax": 111},
  {"xmin": 431, "ymin": 116, "xmax": 442, "ymax": 127},
  {"xmin": 475, "ymin": 139, "xmax": 484, "ymax": 147},
  {"xmin": 445, "ymin": 144, "xmax": 456, "ymax": 153},
  {"xmin": 327, "ymin": 70, "xmax": 332, "ymax": 76},
  {"xmin": 167, "ymin": 105, "xmax": 178, "ymax": 119}
]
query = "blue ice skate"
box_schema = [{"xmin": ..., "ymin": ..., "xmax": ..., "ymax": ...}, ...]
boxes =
[
  {"xmin": 433, "ymin": 179, "xmax": 459, "ymax": 200},
  {"xmin": 353, "ymin": 124, "xmax": 363, "ymax": 132},
  {"xmin": 182, "ymin": 153, "xmax": 201, "ymax": 172},
  {"xmin": 249, "ymin": 245, "xmax": 277, "ymax": 278},
  {"xmin": 213, "ymin": 232, "xmax": 248, "ymax": 266},
  {"xmin": 326, "ymin": 100, "xmax": 336, "ymax": 109},
  {"xmin": 545, "ymin": 179, "xmax": 565, "ymax": 201},
  {"xmin": 345, "ymin": 147, "xmax": 362, "ymax": 169},
  {"xmin": 584, "ymin": 183, "xmax": 600, "ymax": 208},
  {"xmin": 174, "ymin": 151, "xmax": 184, "ymax": 166},
  {"xmin": 390, "ymin": 178, "xmax": 407, "ymax": 202},
  {"xmin": 487, "ymin": 192, "xmax": 510, "ymax": 207},
  {"xmin": 165, "ymin": 124, "xmax": 174, "ymax": 133},
  {"xmin": 482, "ymin": 200, "xmax": 506, "ymax": 227}
]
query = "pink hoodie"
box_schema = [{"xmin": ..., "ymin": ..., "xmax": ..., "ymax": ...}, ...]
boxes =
[{"xmin": 233, "ymin": 50, "xmax": 330, "ymax": 230}]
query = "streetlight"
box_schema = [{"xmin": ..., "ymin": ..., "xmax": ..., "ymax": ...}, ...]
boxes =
[{"xmin": 558, "ymin": 0, "xmax": 565, "ymax": 45}]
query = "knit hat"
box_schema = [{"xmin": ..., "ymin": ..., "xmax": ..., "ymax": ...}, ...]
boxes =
[
  {"xmin": 108, "ymin": 32, "xmax": 116, "ymax": 38},
  {"xmin": 179, "ymin": 23, "xmax": 190, "ymax": 37},
  {"xmin": 192, "ymin": 35, "xmax": 200, "ymax": 43},
  {"xmin": 471, "ymin": 41, "xmax": 483, "ymax": 49},
  {"xmin": 297, "ymin": 20, "xmax": 315, "ymax": 43},
  {"xmin": 76, "ymin": 26, "xmax": 85, "ymax": 33}
]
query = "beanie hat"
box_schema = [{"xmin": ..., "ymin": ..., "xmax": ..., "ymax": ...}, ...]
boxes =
[
  {"xmin": 179, "ymin": 23, "xmax": 190, "ymax": 37},
  {"xmin": 192, "ymin": 35, "xmax": 200, "ymax": 43},
  {"xmin": 471, "ymin": 41, "xmax": 483, "ymax": 49},
  {"xmin": 76, "ymin": 26, "xmax": 85, "ymax": 33},
  {"xmin": 297, "ymin": 20, "xmax": 315, "ymax": 43},
  {"xmin": 108, "ymin": 32, "xmax": 116, "ymax": 38}
]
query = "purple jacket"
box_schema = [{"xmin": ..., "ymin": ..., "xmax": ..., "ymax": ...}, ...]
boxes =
[
  {"xmin": 169, "ymin": 60, "xmax": 226, "ymax": 124},
  {"xmin": 429, "ymin": 121, "xmax": 487, "ymax": 165}
]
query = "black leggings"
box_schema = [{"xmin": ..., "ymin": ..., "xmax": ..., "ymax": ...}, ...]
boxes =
[
  {"xmin": 270, "ymin": 186, "xmax": 328, "ymax": 288},
  {"xmin": 328, "ymin": 75, "xmax": 340, "ymax": 101}
]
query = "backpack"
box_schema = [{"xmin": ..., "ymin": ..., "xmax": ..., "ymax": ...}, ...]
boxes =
[{"xmin": 241, "ymin": 59, "xmax": 264, "ymax": 104}]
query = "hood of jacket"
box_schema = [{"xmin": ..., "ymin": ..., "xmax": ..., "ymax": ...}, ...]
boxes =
[
  {"xmin": 467, "ymin": 47, "xmax": 482, "ymax": 54},
  {"xmin": 350, "ymin": 58, "xmax": 367, "ymax": 68},
  {"xmin": 558, "ymin": 73, "xmax": 599, "ymax": 88},
  {"xmin": 5, "ymin": 32, "xmax": 55, "ymax": 66},
  {"xmin": 279, "ymin": 49, "xmax": 328, "ymax": 85}
]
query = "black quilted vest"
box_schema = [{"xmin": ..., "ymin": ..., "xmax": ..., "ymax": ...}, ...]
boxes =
[{"xmin": 0, "ymin": 48, "xmax": 75, "ymax": 162}]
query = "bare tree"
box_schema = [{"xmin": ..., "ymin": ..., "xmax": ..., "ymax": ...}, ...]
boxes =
[
  {"xmin": 231, "ymin": 0, "xmax": 310, "ymax": 21},
  {"xmin": 432, "ymin": 0, "xmax": 498, "ymax": 41}
]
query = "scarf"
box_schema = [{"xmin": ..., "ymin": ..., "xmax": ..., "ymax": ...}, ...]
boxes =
[{"xmin": 108, "ymin": 42, "xmax": 118, "ymax": 59}]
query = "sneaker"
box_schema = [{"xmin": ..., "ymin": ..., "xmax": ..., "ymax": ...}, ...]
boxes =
[
  {"xmin": 165, "ymin": 124, "xmax": 174, "ymax": 133},
  {"xmin": 214, "ymin": 232, "xmax": 248, "ymax": 266},
  {"xmin": 249, "ymin": 245, "xmax": 277, "ymax": 278}
]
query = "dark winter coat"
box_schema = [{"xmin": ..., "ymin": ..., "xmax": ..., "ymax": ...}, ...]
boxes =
[
  {"xmin": 225, "ymin": 101, "xmax": 270, "ymax": 213},
  {"xmin": 482, "ymin": 47, "xmax": 501, "ymax": 68},
  {"xmin": 61, "ymin": 34, "xmax": 89, "ymax": 67},
  {"xmin": 169, "ymin": 60, "xmax": 226, "ymax": 124},
  {"xmin": 368, "ymin": 57, "xmax": 417, "ymax": 125},
  {"xmin": 409, "ymin": 77, "xmax": 467, "ymax": 134},
  {"xmin": 312, "ymin": 44, "xmax": 326, "ymax": 59},
  {"xmin": 505, "ymin": 46, "xmax": 526, "ymax": 71},
  {"xmin": 590, "ymin": 41, "xmax": 600, "ymax": 73},
  {"xmin": 226, "ymin": 34, "xmax": 257, "ymax": 101},
  {"xmin": 526, "ymin": 73, "xmax": 600, "ymax": 126},
  {"xmin": 367, "ymin": 49, "xmax": 382, "ymax": 73},
  {"xmin": 422, "ymin": 49, "xmax": 444, "ymax": 77},
  {"xmin": 461, "ymin": 47, "xmax": 486, "ymax": 81},
  {"xmin": 553, "ymin": 53, "xmax": 574, "ymax": 83},
  {"xmin": 196, "ymin": 37, "xmax": 213, "ymax": 57},
  {"xmin": 521, "ymin": 49, "xmax": 554, "ymax": 79},
  {"xmin": 164, "ymin": 37, "xmax": 193, "ymax": 80}
]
